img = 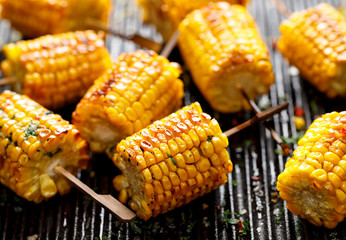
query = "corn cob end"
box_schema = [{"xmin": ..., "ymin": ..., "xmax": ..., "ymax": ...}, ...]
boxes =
[
  {"xmin": 112, "ymin": 102, "xmax": 232, "ymax": 220},
  {"xmin": 0, "ymin": 91, "xmax": 90, "ymax": 203},
  {"xmin": 277, "ymin": 111, "xmax": 346, "ymax": 228}
]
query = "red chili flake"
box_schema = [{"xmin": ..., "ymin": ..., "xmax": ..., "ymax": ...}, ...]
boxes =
[
  {"xmin": 216, "ymin": 205, "xmax": 221, "ymax": 211},
  {"xmin": 237, "ymin": 220, "xmax": 243, "ymax": 233},
  {"xmin": 251, "ymin": 176, "xmax": 260, "ymax": 181},
  {"xmin": 271, "ymin": 38, "xmax": 277, "ymax": 50},
  {"xmin": 294, "ymin": 106, "xmax": 304, "ymax": 117},
  {"xmin": 341, "ymin": 128, "xmax": 346, "ymax": 134},
  {"xmin": 313, "ymin": 181, "xmax": 320, "ymax": 189}
]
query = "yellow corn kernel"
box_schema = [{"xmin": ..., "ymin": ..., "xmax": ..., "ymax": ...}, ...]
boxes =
[
  {"xmin": 324, "ymin": 152, "xmax": 341, "ymax": 165},
  {"xmin": 178, "ymin": 2, "xmax": 273, "ymax": 113},
  {"xmin": 278, "ymin": 3, "xmax": 346, "ymax": 98},
  {"xmin": 142, "ymin": 169, "xmax": 153, "ymax": 183},
  {"xmin": 328, "ymin": 172, "xmax": 342, "ymax": 189},
  {"xmin": 111, "ymin": 102, "xmax": 232, "ymax": 220},
  {"xmin": 0, "ymin": 90, "xmax": 89, "ymax": 203},
  {"xmin": 72, "ymin": 50, "xmax": 184, "ymax": 154},
  {"xmin": 277, "ymin": 111, "xmax": 346, "ymax": 229},
  {"xmin": 309, "ymin": 169, "xmax": 328, "ymax": 182}
]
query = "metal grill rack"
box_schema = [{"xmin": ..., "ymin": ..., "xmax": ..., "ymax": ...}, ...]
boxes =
[{"xmin": 0, "ymin": 0, "xmax": 345, "ymax": 239}]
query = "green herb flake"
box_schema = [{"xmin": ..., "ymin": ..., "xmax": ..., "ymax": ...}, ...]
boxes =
[
  {"xmin": 187, "ymin": 221, "xmax": 196, "ymax": 233},
  {"xmin": 130, "ymin": 220, "xmax": 142, "ymax": 235},
  {"xmin": 24, "ymin": 121, "xmax": 39, "ymax": 140},
  {"xmin": 281, "ymin": 134, "xmax": 304, "ymax": 145},
  {"xmin": 207, "ymin": 135, "xmax": 214, "ymax": 142},
  {"xmin": 275, "ymin": 149, "xmax": 283, "ymax": 155},
  {"xmin": 44, "ymin": 148, "xmax": 62, "ymax": 158},
  {"xmin": 232, "ymin": 180, "xmax": 238, "ymax": 187},
  {"xmin": 167, "ymin": 153, "xmax": 177, "ymax": 166}
]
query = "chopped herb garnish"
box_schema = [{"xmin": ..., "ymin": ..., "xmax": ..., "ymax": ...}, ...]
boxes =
[
  {"xmin": 24, "ymin": 121, "xmax": 39, "ymax": 140},
  {"xmin": 207, "ymin": 135, "xmax": 214, "ymax": 142},
  {"xmin": 275, "ymin": 209, "xmax": 285, "ymax": 223},
  {"xmin": 187, "ymin": 221, "xmax": 196, "ymax": 233},
  {"xmin": 167, "ymin": 153, "xmax": 177, "ymax": 166},
  {"xmin": 44, "ymin": 148, "xmax": 62, "ymax": 158},
  {"xmin": 232, "ymin": 180, "xmax": 238, "ymax": 187},
  {"xmin": 130, "ymin": 220, "xmax": 142, "ymax": 234},
  {"xmin": 45, "ymin": 111, "xmax": 52, "ymax": 115},
  {"xmin": 281, "ymin": 134, "xmax": 304, "ymax": 145}
]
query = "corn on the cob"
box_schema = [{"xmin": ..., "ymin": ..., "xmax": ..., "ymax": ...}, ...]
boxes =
[
  {"xmin": 112, "ymin": 102, "xmax": 233, "ymax": 220},
  {"xmin": 0, "ymin": 90, "xmax": 89, "ymax": 203},
  {"xmin": 0, "ymin": 0, "xmax": 111, "ymax": 38},
  {"xmin": 278, "ymin": 3, "xmax": 346, "ymax": 98},
  {"xmin": 72, "ymin": 50, "xmax": 184, "ymax": 155},
  {"xmin": 178, "ymin": 2, "xmax": 274, "ymax": 113},
  {"xmin": 277, "ymin": 112, "xmax": 346, "ymax": 229},
  {"xmin": 136, "ymin": 0, "xmax": 251, "ymax": 41},
  {"xmin": 1, "ymin": 30, "xmax": 112, "ymax": 110}
]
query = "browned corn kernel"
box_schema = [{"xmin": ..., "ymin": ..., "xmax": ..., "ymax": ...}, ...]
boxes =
[
  {"xmin": 1, "ymin": 30, "xmax": 112, "ymax": 109},
  {"xmin": 112, "ymin": 102, "xmax": 232, "ymax": 220},
  {"xmin": 277, "ymin": 112, "xmax": 346, "ymax": 229},
  {"xmin": 136, "ymin": 0, "xmax": 251, "ymax": 41},
  {"xmin": 178, "ymin": 2, "xmax": 274, "ymax": 113},
  {"xmin": 0, "ymin": 90, "xmax": 89, "ymax": 203},
  {"xmin": 278, "ymin": 3, "xmax": 346, "ymax": 98},
  {"xmin": 0, "ymin": 0, "xmax": 111, "ymax": 37},
  {"xmin": 72, "ymin": 49, "xmax": 184, "ymax": 155}
]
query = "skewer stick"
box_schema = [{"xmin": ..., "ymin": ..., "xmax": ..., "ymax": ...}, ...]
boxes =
[
  {"xmin": 223, "ymin": 102, "xmax": 289, "ymax": 138},
  {"xmin": 237, "ymin": 85, "xmax": 290, "ymax": 156},
  {"xmin": 160, "ymin": 30, "xmax": 180, "ymax": 58},
  {"xmin": 85, "ymin": 18, "xmax": 162, "ymax": 52},
  {"xmin": 0, "ymin": 76, "xmax": 17, "ymax": 86},
  {"xmin": 54, "ymin": 166, "xmax": 136, "ymax": 222},
  {"xmin": 268, "ymin": 0, "xmax": 292, "ymax": 18}
]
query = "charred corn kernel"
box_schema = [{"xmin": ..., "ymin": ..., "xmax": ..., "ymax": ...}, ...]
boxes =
[
  {"xmin": 178, "ymin": 2, "xmax": 274, "ymax": 113},
  {"xmin": 0, "ymin": 0, "xmax": 111, "ymax": 38},
  {"xmin": 278, "ymin": 3, "xmax": 346, "ymax": 98},
  {"xmin": 73, "ymin": 50, "xmax": 184, "ymax": 155},
  {"xmin": 136, "ymin": 0, "xmax": 250, "ymax": 41},
  {"xmin": 1, "ymin": 31, "xmax": 111, "ymax": 109},
  {"xmin": 277, "ymin": 111, "xmax": 346, "ymax": 229},
  {"xmin": 112, "ymin": 102, "xmax": 232, "ymax": 220},
  {"xmin": 0, "ymin": 91, "xmax": 89, "ymax": 203}
]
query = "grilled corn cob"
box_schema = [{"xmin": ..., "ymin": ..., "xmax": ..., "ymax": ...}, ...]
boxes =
[
  {"xmin": 1, "ymin": 30, "xmax": 112, "ymax": 109},
  {"xmin": 72, "ymin": 50, "xmax": 184, "ymax": 155},
  {"xmin": 112, "ymin": 102, "xmax": 233, "ymax": 220},
  {"xmin": 0, "ymin": 90, "xmax": 89, "ymax": 203},
  {"xmin": 136, "ymin": 0, "xmax": 250, "ymax": 41},
  {"xmin": 278, "ymin": 3, "xmax": 346, "ymax": 98},
  {"xmin": 178, "ymin": 2, "xmax": 274, "ymax": 113},
  {"xmin": 277, "ymin": 112, "xmax": 346, "ymax": 229},
  {"xmin": 0, "ymin": 0, "xmax": 111, "ymax": 38}
]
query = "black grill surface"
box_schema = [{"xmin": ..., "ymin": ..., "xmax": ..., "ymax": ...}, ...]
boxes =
[{"xmin": 1, "ymin": 0, "xmax": 346, "ymax": 239}]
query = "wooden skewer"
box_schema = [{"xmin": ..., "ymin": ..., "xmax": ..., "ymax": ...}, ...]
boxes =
[
  {"xmin": 0, "ymin": 76, "xmax": 17, "ymax": 86},
  {"xmin": 223, "ymin": 102, "xmax": 289, "ymax": 138},
  {"xmin": 237, "ymin": 85, "xmax": 290, "ymax": 156},
  {"xmin": 160, "ymin": 30, "xmax": 180, "ymax": 58},
  {"xmin": 268, "ymin": 0, "xmax": 292, "ymax": 18},
  {"xmin": 54, "ymin": 166, "xmax": 136, "ymax": 222},
  {"xmin": 85, "ymin": 18, "xmax": 162, "ymax": 52}
]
